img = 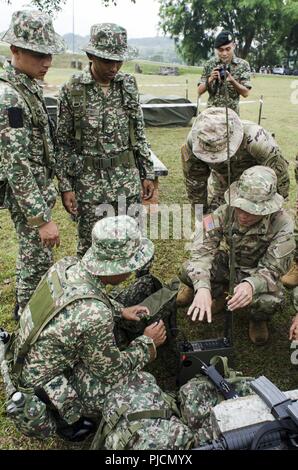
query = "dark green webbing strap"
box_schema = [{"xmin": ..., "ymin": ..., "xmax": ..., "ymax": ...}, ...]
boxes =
[
  {"xmin": 90, "ymin": 405, "xmax": 175, "ymax": 450},
  {"xmin": 84, "ymin": 150, "xmax": 135, "ymax": 170},
  {"xmin": 70, "ymin": 78, "xmax": 86, "ymax": 153}
]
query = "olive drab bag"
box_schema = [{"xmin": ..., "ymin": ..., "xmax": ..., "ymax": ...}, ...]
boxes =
[
  {"xmin": 90, "ymin": 371, "xmax": 195, "ymax": 450},
  {"xmin": 178, "ymin": 356, "xmax": 255, "ymax": 446},
  {"xmin": 112, "ymin": 274, "xmax": 179, "ymax": 347}
]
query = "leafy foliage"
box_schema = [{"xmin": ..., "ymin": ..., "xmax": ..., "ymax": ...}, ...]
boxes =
[{"xmin": 2, "ymin": 0, "xmax": 136, "ymax": 14}]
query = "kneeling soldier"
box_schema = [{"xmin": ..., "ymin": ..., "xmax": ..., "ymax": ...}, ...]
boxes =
[
  {"xmin": 177, "ymin": 166, "xmax": 295, "ymax": 345},
  {"xmin": 1, "ymin": 216, "xmax": 166, "ymax": 440}
]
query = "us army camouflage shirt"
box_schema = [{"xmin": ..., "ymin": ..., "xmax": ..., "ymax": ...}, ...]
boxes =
[
  {"xmin": 186, "ymin": 204, "xmax": 295, "ymax": 295},
  {"xmin": 0, "ymin": 62, "xmax": 56, "ymax": 226},
  {"xmin": 199, "ymin": 55, "xmax": 252, "ymax": 114},
  {"xmin": 57, "ymin": 65, "xmax": 154, "ymax": 192},
  {"xmin": 186, "ymin": 120, "xmax": 290, "ymax": 203}
]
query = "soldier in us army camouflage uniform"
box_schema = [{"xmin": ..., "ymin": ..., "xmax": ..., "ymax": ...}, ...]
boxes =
[
  {"xmin": 177, "ymin": 166, "xmax": 295, "ymax": 345},
  {"xmin": 0, "ymin": 11, "xmax": 65, "ymax": 316},
  {"xmin": 181, "ymin": 107, "xmax": 289, "ymax": 212},
  {"xmin": 2, "ymin": 216, "xmax": 166, "ymax": 440},
  {"xmin": 198, "ymin": 30, "xmax": 252, "ymax": 115},
  {"xmin": 57, "ymin": 23, "xmax": 155, "ymax": 258}
]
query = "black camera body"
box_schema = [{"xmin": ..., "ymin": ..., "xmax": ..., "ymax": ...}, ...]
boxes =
[{"xmin": 216, "ymin": 64, "xmax": 231, "ymax": 80}]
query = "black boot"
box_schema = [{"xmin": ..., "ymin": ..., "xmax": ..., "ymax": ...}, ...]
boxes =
[
  {"xmin": 56, "ymin": 417, "xmax": 97, "ymax": 442},
  {"xmin": 12, "ymin": 303, "xmax": 20, "ymax": 322}
]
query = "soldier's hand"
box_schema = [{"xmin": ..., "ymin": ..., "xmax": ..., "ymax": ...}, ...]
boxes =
[
  {"xmin": 289, "ymin": 314, "xmax": 298, "ymax": 341},
  {"xmin": 142, "ymin": 179, "xmax": 154, "ymax": 200},
  {"xmin": 122, "ymin": 305, "xmax": 150, "ymax": 321},
  {"xmin": 62, "ymin": 191, "xmax": 78, "ymax": 216},
  {"xmin": 208, "ymin": 69, "xmax": 220, "ymax": 83},
  {"xmin": 144, "ymin": 320, "xmax": 166, "ymax": 347},
  {"xmin": 187, "ymin": 288, "xmax": 212, "ymax": 323},
  {"xmin": 227, "ymin": 282, "xmax": 253, "ymax": 311},
  {"xmin": 39, "ymin": 221, "xmax": 60, "ymax": 248}
]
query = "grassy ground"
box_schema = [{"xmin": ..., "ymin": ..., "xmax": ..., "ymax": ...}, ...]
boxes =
[{"xmin": 0, "ymin": 65, "xmax": 298, "ymax": 449}]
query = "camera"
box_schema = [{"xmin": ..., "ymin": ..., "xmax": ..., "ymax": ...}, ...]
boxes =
[{"xmin": 215, "ymin": 64, "xmax": 231, "ymax": 80}]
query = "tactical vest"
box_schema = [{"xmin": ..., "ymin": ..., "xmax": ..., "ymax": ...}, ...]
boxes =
[
  {"xmin": 9, "ymin": 257, "xmax": 113, "ymax": 382},
  {"xmin": 0, "ymin": 76, "xmax": 54, "ymax": 171},
  {"xmin": 69, "ymin": 75, "xmax": 137, "ymax": 171}
]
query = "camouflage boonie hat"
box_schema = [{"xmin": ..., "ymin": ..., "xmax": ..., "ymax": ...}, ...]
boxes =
[
  {"xmin": 191, "ymin": 107, "xmax": 243, "ymax": 163},
  {"xmin": 82, "ymin": 23, "xmax": 137, "ymax": 61},
  {"xmin": 225, "ymin": 166, "xmax": 284, "ymax": 215},
  {"xmin": 1, "ymin": 10, "xmax": 65, "ymax": 54},
  {"xmin": 82, "ymin": 216, "xmax": 154, "ymax": 276}
]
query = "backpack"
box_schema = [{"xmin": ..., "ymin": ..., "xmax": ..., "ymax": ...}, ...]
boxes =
[
  {"xmin": 112, "ymin": 274, "xmax": 179, "ymax": 348},
  {"xmin": 90, "ymin": 371, "xmax": 195, "ymax": 450},
  {"xmin": 178, "ymin": 356, "xmax": 254, "ymax": 446}
]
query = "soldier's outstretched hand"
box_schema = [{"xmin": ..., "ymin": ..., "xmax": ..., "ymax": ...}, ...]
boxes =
[
  {"xmin": 39, "ymin": 221, "xmax": 60, "ymax": 248},
  {"xmin": 289, "ymin": 314, "xmax": 298, "ymax": 341},
  {"xmin": 144, "ymin": 320, "xmax": 166, "ymax": 347},
  {"xmin": 227, "ymin": 282, "xmax": 253, "ymax": 311},
  {"xmin": 187, "ymin": 288, "xmax": 212, "ymax": 323},
  {"xmin": 122, "ymin": 305, "xmax": 150, "ymax": 321}
]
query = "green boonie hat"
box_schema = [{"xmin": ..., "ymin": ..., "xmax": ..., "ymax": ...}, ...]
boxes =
[
  {"xmin": 191, "ymin": 107, "xmax": 244, "ymax": 163},
  {"xmin": 1, "ymin": 10, "xmax": 65, "ymax": 54},
  {"xmin": 82, "ymin": 23, "xmax": 137, "ymax": 61},
  {"xmin": 225, "ymin": 166, "xmax": 284, "ymax": 215},
  {"xmin": 82, "ymin": 215, "xmax": 154, "ymax": 276}
]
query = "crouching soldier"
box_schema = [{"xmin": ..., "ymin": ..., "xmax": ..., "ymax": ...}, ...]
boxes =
[
  {"xmin": 177, "ymin": 166, "xmax": 295, "ymax": 345},
  {"xmin": 0, "ymin": 216, "xmax": 166, "ymax": 441}
]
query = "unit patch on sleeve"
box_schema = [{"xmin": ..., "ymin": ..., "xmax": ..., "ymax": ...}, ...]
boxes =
[{"xmin": 7, "ymin": 107, "xmax": 24, "ymax": 128}]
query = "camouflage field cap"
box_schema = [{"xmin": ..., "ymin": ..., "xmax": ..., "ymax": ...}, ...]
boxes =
[
  {"xmin": 225, "ymin": 166, "xmax": 284, "ymax": 215},
  {"xmin": 82, "ymin": 216, "xmax": 154, "ymax": 276},
  {"xmin": 191, "ymin": 107, "xmax": 243, "ymax": 163},
  {"xmin": 82, "ymin": 23, "xmax": 137, "ymax": 61},
  {"xmin": 1, "ymin": 10, "xmax": 65, "ymax": 54}
]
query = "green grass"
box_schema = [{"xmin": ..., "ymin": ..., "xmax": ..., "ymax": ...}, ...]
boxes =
[{"xmin": 0, "ymin": 68, "xmax": 298, "ymax": 449}]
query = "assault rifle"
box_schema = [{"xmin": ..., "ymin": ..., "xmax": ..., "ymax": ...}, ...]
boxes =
[{"xmin": 196, "ymin": 376, "xmax": 298, "ymax": 450}]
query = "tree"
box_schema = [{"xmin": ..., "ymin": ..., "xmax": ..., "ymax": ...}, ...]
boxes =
[{"xmin": 158, "ymin": 0, "xmax": 298, "ymax": 66}]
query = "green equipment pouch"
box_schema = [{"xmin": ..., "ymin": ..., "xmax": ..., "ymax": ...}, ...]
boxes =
[
  {"xmin": 5, "ymin": 389, "xmax": 57, "ymax": 439},
  {"xmin": 112, "ymin": 274, "xmax": 179, "ymax": 347}
]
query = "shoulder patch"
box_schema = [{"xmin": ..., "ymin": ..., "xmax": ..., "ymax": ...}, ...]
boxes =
[{"xmin": 7, "ymin": 107, "xmax": 23, "ymax": 128}]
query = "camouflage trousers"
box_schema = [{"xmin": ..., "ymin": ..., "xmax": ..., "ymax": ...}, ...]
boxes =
[
  {"xmin": 180, "ymin": 251, "xmax": 285, "ymax": 321},
  {"xmin": 76, "ymin": 194, "xmax": 142, "ymax": 258},
  {"xmin": 73, "ymin": 165, "xmax": 143, "ymax": 257},
  {"xmin": 8, "ymin": 204, "xmax": 53, "ymax": 309},
  {"xmin": 181, "ymin": 144, "xmax": 225, "ymax": 212}
]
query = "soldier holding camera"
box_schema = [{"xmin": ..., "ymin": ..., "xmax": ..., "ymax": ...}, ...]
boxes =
[{"xmin": 198, "ymin": 31, "xmax": 252, "ymax": 115}]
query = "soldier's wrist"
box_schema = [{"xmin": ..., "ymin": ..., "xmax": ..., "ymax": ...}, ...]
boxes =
[{"xmin": 28, "ymin": 209, "xmax": 51, "ymax": 228}]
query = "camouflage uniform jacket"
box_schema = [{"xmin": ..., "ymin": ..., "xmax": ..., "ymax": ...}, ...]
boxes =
[
  {"xmin": 57, "ymin": 65, "xmax": 154, "ymax": 193},
  {"xmin": 199, "ymin": 55, "xmax": 251, "ymax": 114},
  {"xmin": 186, "ymin": 204, "xmax": 295, "ymax": 295},
  {"xmin": 0, "ymin": 62, "xmax": 56, "ymax": 226},
  {"xmin": 16, "ymin": 258, "xmax": 155, "ymax": 418},
  {"xmin": 186, "ymin": 120, "xmax": 290, "ymax": 200}
]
